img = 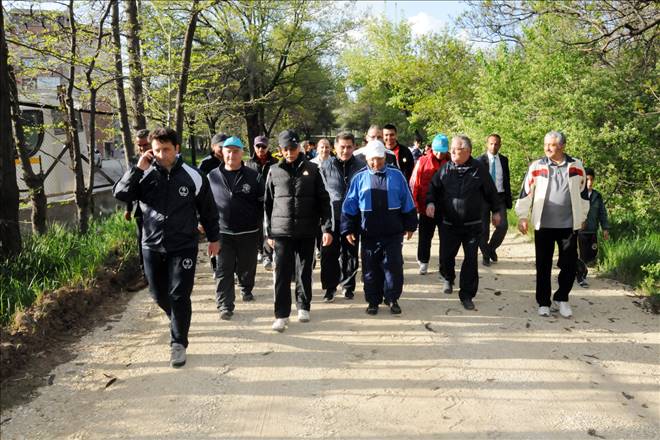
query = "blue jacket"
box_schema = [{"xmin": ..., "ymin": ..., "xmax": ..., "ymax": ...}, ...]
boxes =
[{"xmin": 341, "ymin": 165, "xmax": 418, "ymax": 239}]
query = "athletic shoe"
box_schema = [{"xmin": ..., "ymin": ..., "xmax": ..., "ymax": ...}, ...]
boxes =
[
  {"xmin": 298, "ymin": 309, "xmax": 310, "ymax": 322},
  {"xmin": 366, "ymin": 304, "xmax": 378, "ymax": 315},
  {"xmin": 219, "ymin": 309, "xmax": 233, "ymax": 320},
  {"xmin": 170, "ymin": 343, "xmax": 186, "ymax": 368},
  {"xmin": 578, "ymin": 279, "xmax": 589, "ymax": 288},
  {"xmin": 550, "ymin": 301, "xmax": 560, "ymax": 313},
  {"xmin": 323, "ymin": 289, "xmax": 336, "ymax": 303},
  {"xmin": 242, "ymin": 292, "xmax": 255, "ymax": 302},
  {"xmin": 257, "ymin": 252, "xmax": 263, "ymax": 263},
  {"xmin": 343, "ymin": 289, "xmax": 354, "ymax": 300},
  {"xmin": 538, "ymin": 306, "xmax": 550, "ymax": 317},
  {"xmin": 272, "ymin": 318, "xmax": 288, "ymax": 332},
  {"xmin": 490, "ymin": 251, "xmax": 498, "ymax": 263},
  {"xmin": 482, "ymin": 256, "xmax": 491, "ymax": 267},
  {"xmin": 418, "ymin": 262, "xmax": 428, "ymax": 275},
  {"xmin": 390, "ymin": 301, "xmax": 402, "ymax": 314},
  {"xmin": 383, "ymin": 298, "xmax": 390, "ymax": 306},
  {"xmin": 263, "ymin": 259, "xmax": 273, "ymax": 271},
  {"xmin": 558, "ymin": 302, "xmax": 573, "ymax": 318},
  {"xmin": 442, "ymin": 279, "xmax": 453, "ymax": 294},
  {"xmin": 461, "ymin": 299, "xmax": 475, "ymax": 310}
]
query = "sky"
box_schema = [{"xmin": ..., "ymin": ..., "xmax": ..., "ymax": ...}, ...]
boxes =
[{"xmin": 355, "ymin": 0, "xmax": 468, "ymax": 36}]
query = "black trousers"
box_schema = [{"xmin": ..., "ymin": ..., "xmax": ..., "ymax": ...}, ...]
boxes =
[
  {"xmin": 215, "ymin": 232, "xmax": 259, "ymax": 312},
  {"xmin": 440, "ymin": 224, "xmax": 481, "ymax": 301},
  {"xmin": 142, "ymin": 247, "xmax": 197, "ymax": 347},
  {"xmin": 273, "ymin": 236, "xmax": 315, "ymax": 318},
  {"xmin": 578, "ymin": 232, "xmax": 598, "ymax": 266},
  {"xmin": 417, "ymin": 214, "xmax": 440, "ymax": 264},
  {"xmin": 480, "ymin": 193, "xmax": 508, "ymax": 259},
  {"xmin": 135, "ymin": 215, "xmax": 144, "ymax": 272},
  {"xmin": 320, "ymin": 231, "xmax": 359, "ymax": 293},
  {"xmin": 534, "ymin": 228, "xmax": 577, "ymax": 307},
  {"xmin": 258, "ymin": 226, "xmax": 273, "ymax": 261},
  {"xmin": 361, "ymin": 235, "xmax": 404, "ymax": 306}
]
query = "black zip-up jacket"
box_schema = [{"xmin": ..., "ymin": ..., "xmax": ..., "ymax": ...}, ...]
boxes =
[
  {"xmin": 264, "ymin": 154, "xmax": 333, "ymax": 238},
  {"xmin": 392, "ymin": 142, "xmax": 415, "ymax": 181},
  {"xmin": 426, "ymin": 157, "xmax": 502, "ymax": 227},
  {"xmin": 207, "ymin": 164, "xmax": 265, "ymax": 234},
  {"xmin": 245, "ymin": 152, "xmax": 277, "ymax": 191},
  {"xmin": 320, "ymin": 155, "xmax": 367, "ymax": 231},
  {"xmin": 113, "ymin": 156, "xmax": 220, "ymax": 252},
  {"xmin": 199, "ymin": 154, "xmax": 222, "ymax": 175}
]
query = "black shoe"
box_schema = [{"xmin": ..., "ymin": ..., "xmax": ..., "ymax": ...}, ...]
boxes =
[
  {"xmin": 219, "ymin": 309, "xmax": 234, "ymax": 320},
  {"xmin": 490, "ymin": 251, "xmax": 498, "ymax": 263},
  {"xmin": 482, "ymin": 256, "xmax": 491, "ymax": 267},
  {"xmin": 242, "ymin": 292, "xmax": 255, "ymax": 302},
  {"xmin": 390, "ymin": 301, "xmax": 402, "ymax": 314},
  {"xmin": 442, "ymin": 279, "xmax": 453, "ymax": 294},
  {"xmin": 343, "ymin": 289, "xmax": 354, "ymax": 300},
  {"xmin": 366, "ymin": 304, "xmax": 378, "ymax": 315},
  {"xmin": 383, "ymin": 298, "xmax": 390, "ymax": 306},
  {"xmin": 323, "ymin": 289, "xmax": 336, "ymax": 303},
  {"xmin": 461, "ymin": 299, "xmax": 475, "ymax": 310}
]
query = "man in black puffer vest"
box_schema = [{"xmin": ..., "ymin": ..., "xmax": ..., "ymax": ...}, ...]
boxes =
[
  {"xmin": 265, "ymin": 129, "xmax": 333, "ymax": 333},
  {"xmin": 207, "ymin": 136, "xmax": 265, "ymax": 320},
  {"xmin": 319, "ymin": 132, "xmax": 366, "ymax": 302}
]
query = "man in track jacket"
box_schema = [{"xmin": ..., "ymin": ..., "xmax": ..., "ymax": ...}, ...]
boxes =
[
  {"xmin": 207, "ymin": 136, "xmax": 265, "ymax": 320},
  {"xmin": 265, "ymin": 129, "xmax": 333, "ymax": 332},
  {"xmin": 113, "ymin": 127, "xmax": 220, "ymax": 368},
  {"xmin": 426, "ymin": 135, "xmax": 502, "ymax": 311}
]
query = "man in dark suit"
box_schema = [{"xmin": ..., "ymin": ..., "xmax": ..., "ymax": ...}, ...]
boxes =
[{"xmin": 477, "ymin": 134, "xmax": 512, "ymax": 266}]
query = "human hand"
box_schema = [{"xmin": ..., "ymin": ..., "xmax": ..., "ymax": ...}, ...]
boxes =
[
  {"xmin": 322, "ymin": 232, "xmax": 333, "ymax": 246},
  {"xmin": 124, "ymin": 211, "xmax": 131, "ymax": 221},
  {"xmin": 405, "ymin": 231, "xmax": 413, "ymax": 240},
  {"xmin": 518, "ymin": 218, "xmax": 528, "ymax": 235},
  {"xmin": 207, "ymin": 241, "xmax": 220, "ymax": 256},
  {"xmin": 603, "ymin": 230, "xmax": 609, "ymax": 241},
  {"xmin": 492, "ymin": 212, "xmax": 501, "ymax": 227},
  {"xmin": 425, "ymin": 204, "xmax": 435, "ymax": 218},
  {"xmin": 346, "ymin": 234, "xmax": 356, "ymax": 245},
  {"xmin": 137, "ymin": 150, "xmax": 154, "ymax": 171}
]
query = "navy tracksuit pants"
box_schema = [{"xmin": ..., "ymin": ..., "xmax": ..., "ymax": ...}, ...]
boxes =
[
  {"xmin": 215, "ymin": 232, "xmax": 259, "ymax": 312},
  {"xmin": 440, "ymin": 223, "xmax": 481, "ymax": 301},
  {"xmin": 361, "ymin": 235, "xmax": 404, "ymax": 306},
  {"xmin": 142, "ymin": 247, "xmax": 197, "ymax": 348}
]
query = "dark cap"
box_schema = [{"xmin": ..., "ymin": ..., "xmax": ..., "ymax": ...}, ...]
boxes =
[
  {"xmin": 211, "ymin": 133, "xmax": 229, "ymax": 146},
  {"xmin": 278, "ymin": 129, "xmax": 299, "ymax": 148},
  {"xmin": 254, "ymin": 135, "xmax": 269, "ymax": 147}
]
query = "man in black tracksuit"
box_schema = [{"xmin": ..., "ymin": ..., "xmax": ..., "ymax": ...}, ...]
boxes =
[
  {"xmin": 319, "ymin": 132, "xmax": 366, "ymax": 301},
  {"xmin": 207, "ymin": 136, "xmax": 265, "ymax": 319},
  {"xmin": 245, "ymin": 135, "xmax": 278, "ymax": 270},
  {"xmin": 265, "ymin": 129, "xmax": 333, "ymax": 332},
  {"xmin": 113, "ymin": 127, "xmax": 220, "ymax": 368},
  {"xmin": 426, "ymin": 135, "xmax": 502, "ymax": 311},
  {"xmin": 199, "ymin": 133, "xmax": 228, "ymax": 175},
  {"xmin": 124, "ymin": 129, "xmax": 150, "ymax": 275}
]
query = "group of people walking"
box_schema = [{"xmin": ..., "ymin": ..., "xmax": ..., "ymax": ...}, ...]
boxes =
[{"xmin": 114, "ymin": 124, "xmax": 609, "ymax": 368}]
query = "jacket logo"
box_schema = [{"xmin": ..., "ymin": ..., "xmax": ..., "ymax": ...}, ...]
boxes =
[
  {"xmin": 403, "ymin": 158, "xmax": 407, "ymax": 162},
  {"xmin": 303, "ymin": 170, "xmax": 309, "ymax": 176},
  {"xmin": 179, "ymin": 186, "xmax": 189, "ymax": 197},
  {"xmin": 182, "ymin": 258, "xmax": 193, "ymax": 269},
  {"xmin": 242, "ymin": 183, "xmax": 251, "ymax": 193}
]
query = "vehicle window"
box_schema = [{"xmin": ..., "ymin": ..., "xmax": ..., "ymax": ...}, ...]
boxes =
[{"xmin": 20, "ymin": 109, "xmax": 45, "ymax": 157}]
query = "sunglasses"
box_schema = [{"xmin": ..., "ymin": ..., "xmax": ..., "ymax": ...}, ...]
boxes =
[{"xmin": 255, "ymin": 144, "xmax": 268, "ymax": 149}]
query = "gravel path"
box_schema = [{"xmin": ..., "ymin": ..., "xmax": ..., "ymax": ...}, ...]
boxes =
[{"xmin": 1, "ymin": 233, "xmax": 658, "ymax": 439}]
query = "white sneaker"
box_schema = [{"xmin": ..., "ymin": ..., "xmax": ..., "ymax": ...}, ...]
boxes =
[
  {"xmin": 550, "ymin": 301, "xmax": 560, "ymax": 312},
  {"xmin": 418, "ymin": 262, "xmax": 428, "ymax": 275},
  {"xmin": 558, "ymin": 301, "xmax": 573, "ymax": 318},
  {"xmin": 272, "ymin": 318, "xmax": 288, "ymax": 332},
  {"xmin": 538, "ymin": 306, "xmax": 550, "ymax": 317},
  {"xmin": 298, "ymin": 309, "xmax": 310, "ymax": 322}
]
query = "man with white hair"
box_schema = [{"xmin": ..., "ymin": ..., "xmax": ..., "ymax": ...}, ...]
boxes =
[
  {"xmin": 341, "ymin": 140, "xmax": 418, "ymax": 315},
  {"xmin": 516, "ymin": 131, "xmax": 589, "ymax": 319}
]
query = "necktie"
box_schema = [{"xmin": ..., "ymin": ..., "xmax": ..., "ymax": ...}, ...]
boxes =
[{"xmin": 490, "ymin": 157, "xmax": 496, "ymax": 182}]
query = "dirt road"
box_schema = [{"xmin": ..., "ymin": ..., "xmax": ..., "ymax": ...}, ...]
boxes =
[{"xmin": 1, "ymin": 233, "xmax": 658, "ymax": 439}]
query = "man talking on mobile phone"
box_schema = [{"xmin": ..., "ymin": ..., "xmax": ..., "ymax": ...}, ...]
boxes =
[{"xmin": 113, "ymin": 127, "xmax": 220, "ymax": 368}]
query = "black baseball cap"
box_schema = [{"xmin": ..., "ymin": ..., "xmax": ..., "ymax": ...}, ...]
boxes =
[
  {"xmin": 211, "ymin": 133, "xmax": 229, "ymax": 146},
  {"xmin": 278, "ymin": 129, "xmax": 299, "ymax": 149}
]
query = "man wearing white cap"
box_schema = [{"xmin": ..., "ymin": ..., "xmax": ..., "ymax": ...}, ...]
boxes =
[
  {"xmin": 341, "ymin": 140, "xmax": 418, "ymax": 315},
  {"xmin": 207, "ymin": 136, "xmax": 265, "ymax": 320}
]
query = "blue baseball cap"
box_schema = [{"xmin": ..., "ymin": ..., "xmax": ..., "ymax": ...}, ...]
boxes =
[
  {"xmin": 222, "ymin": 136, "xmax": 245, "ymax": 149},
  {"xmin": 432, "ymin": 134, "xmax": 449, "ymax": 153}
]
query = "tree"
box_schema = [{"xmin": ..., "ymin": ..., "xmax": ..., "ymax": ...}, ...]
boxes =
[
  {"xmin": 0, "ymin": 5, "xmax": 22, "ymax": 256},
  {"xmin": 112, "ymin": 0, "xmax": 134, "ymax": 167},
  {"xmin": 125, "ymin": 0, "xmax": 147, "ymax": 131},
  {"xmin": 174, "ymin": 0, "xmax": 200, "ymax": 137}
]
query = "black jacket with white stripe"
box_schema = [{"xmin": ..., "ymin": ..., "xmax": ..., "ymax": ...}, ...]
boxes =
[{"xmin": 113, "ymin": 156, "xmax": 220, "ymax": 252}]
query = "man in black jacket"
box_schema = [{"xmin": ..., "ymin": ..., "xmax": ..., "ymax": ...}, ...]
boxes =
[
  {"xmin": 383, "ymin": 123, "xmax": 414, "ymax": 181},
  {"xmin": 426, "ymin": 135, "xmax": 502, "ymax": 310},
  {"xmin": 265, "ymin": 129, "xmax": 333, "ymax": 332},
  {"xmin": 319, "ymin": 132, "xmax": 366, "ymax": 302},
  {"xmin": 476, "ymin": 134, "xmax": 512, "ymax": 266},
  {"xmin": 123, "ymin": 129, "xmax": 150, "ymax": 276},
  {"xmin": 199, "ymin": 133, "xmax": 228, "ymax": 175},
  {"xmin": 207, "ymin": 136, "xmax": 265, "ymax": 320},
  {"xmin": 245, "ymin": 135, "xmax": 278, "ymax": 270},
  {"xmin": 113, "ymin": 127, "xmax": 220, "ymax": 368}
]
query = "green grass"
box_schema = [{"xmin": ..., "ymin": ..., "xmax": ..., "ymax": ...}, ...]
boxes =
[
  {"xmin": 598, "ymin": 232, "xmax": 660, "ymax": 295},
  {"xmin": 0, "ymin": 212, "xmax": 137, "ymax": 326}
]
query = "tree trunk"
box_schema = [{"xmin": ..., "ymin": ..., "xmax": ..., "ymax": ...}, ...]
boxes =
[
  {"xmin": 112, "ymin": 0, "xmax": 135, "ymax": 167},
  {"xmin": 125, "ymin": 0, "xmax": 146, "ymax": 131},
  {"xmin": 174, "ymin": 0, "xmax": 200, "ymax": 137},
  {"xmin": 244, "ymin": 105, "xmax": 260, "ymax": 157},
  {"xmin": 8, "ymin": 69, "xmax": 47, "ymax": 235},
  {"xmin": 0, "ymin": 6, "xmax": 21, "ymax": 256},
  {"xmin": 64, "ymin": 0, "xmax": 89, "ymax": 234}
]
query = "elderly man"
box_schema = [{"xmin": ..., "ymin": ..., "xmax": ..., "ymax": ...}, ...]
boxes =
[
  {"xmin": 341, "ymin": 140, "xmax": 417, "ymax": 315},
  {"xmin": 516, "ymin": 131, "xmax": 589, "ymax": 318},
  {"xmin": 207, "ymin": 136, "xmax": 264, "ymax": 319},
  {"xmin": 265, "ymin": 129, "xmax": 333, "ymax": 332},
  {"xmin": 476, "ymin": 134, "xmax": 512, "ymax": 267},
  {"xmin": 426, "ymin": 135, "xmax": 502, "ymax": 311},
  {"xmin": 319, "ymin": 132, "xmax": 367, "ymax": 301}
]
